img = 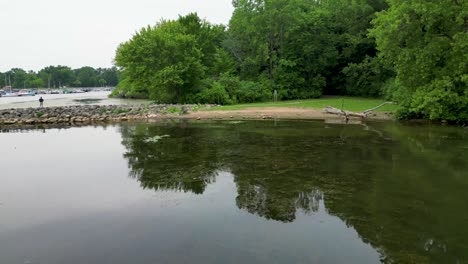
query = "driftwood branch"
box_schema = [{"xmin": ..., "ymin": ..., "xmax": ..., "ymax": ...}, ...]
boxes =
[
  {"xmin": 363, "ymin": 102, "xmax": 397, "ymax": 115},
  {"xmin": 324, "ymin": 101, "xmax": 397, "ymax": 119},
  {"xmin": 324, "ymin": 107, "xmax": 366, "ymax": 118}
]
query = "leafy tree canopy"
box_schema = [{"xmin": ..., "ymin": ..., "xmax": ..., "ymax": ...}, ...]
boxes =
[
  {"xmin": 114, "ymin": 13, "xmax": 228, "ymax": 103},
  {"xmin": 370, "ymin": 0, "xmax": 468, "ymax": 121}
]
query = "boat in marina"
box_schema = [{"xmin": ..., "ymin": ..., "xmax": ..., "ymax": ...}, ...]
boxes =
[
  {"xmin": 0, "ymin": 90, "xmax": 36, "ymax": 97},
  {"xmin": 17, "ymin": 90, "xmax": 36, "ymax": 96}
]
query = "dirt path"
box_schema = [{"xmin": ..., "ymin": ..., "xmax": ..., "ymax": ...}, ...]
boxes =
[{"xmin": 183, "ymin": 107, "xmax": 393, "ymax": 121}]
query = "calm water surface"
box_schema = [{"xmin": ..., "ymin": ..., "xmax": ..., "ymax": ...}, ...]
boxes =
[{"xmin": 0, "ymin": 120, "xmax": 467, "ymax": 264}]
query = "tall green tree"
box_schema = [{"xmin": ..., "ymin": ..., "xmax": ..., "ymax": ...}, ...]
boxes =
[
  {"xmin": 38, "ymin": 65, "xmax": 74, "ymax": 88},
  {"xmin": 114, "ymin": 13, "xmax": 228, "ymax": 103},
  {"xmin": 370, "ymin": 0, "xmax": 468, "ymax": 121},
  {"xmin": 227, "ymin": 0, "xmax": 326, "ymax": 98},
  {"xmin": 226, "ymin": 0, "xmax": 389, "ymax": 99},
  {"xmin": 74, "ymin": 66, "xmax": 98, "ymax": 87},
  {"xmin": 0, "ymin": 72, "xmax": 5, "ymax": 87},
  {"xmin": 97, "ymin": 67, "xmax": 119, "ymax": 87},
  {"xmin": 8, "ymin": 68, "xmax": 25, "ymax": 88},
  {"xmin": 320, "ymin": 0, "xmax": 390, "ymax": 95},
  {"xmin": 25, "ymin": 71, "xmax": 44, "ymax": 88}
]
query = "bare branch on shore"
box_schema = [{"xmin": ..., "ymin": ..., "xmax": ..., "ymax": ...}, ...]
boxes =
[{"xmin": 324, "ymin": 102, "xmax": 397, "ymax": 119}]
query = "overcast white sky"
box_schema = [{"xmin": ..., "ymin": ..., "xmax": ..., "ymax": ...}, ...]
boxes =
[{"xmin": 0, "ymin": 0, "xmax": 234, "ymax": 72}]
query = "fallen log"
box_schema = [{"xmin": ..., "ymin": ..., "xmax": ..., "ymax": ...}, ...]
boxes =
[
  {"xmin": 324, "ymin": 102, "xmax": 397, "ymax": 119},
  {"xmin": 323, "ymin": 107, "xmax": 366, "ymax": 118}
]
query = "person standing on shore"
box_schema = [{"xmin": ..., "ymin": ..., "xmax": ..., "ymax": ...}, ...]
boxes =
[{"xmin": 39, "ymin": 97, "xmax": 44, "ymax": 107}]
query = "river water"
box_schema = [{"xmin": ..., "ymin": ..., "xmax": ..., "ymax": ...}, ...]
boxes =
[
  {"xmin": 0, "ymin": 91, "xmax": 150, "ymax": 109},
  {"xmin": 0, "ymin": 120, "xmax": 467, "ymax": 264}
]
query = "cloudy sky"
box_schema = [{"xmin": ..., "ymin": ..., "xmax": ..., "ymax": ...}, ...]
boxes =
[{"xmin": 0, "ymin": 0, "xmax": 234, "ymax": 72}]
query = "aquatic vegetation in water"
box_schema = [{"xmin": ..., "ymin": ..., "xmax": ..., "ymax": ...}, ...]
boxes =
[
  {"xmin": 73, "ymin": 98, "xmax": 104, "ymax": 104},
  {"xmin": 226, "ymin": 121, "xmax": 244, "ymax": 124},
  {"xmin": 143, "ymin": 134, "xmax": 169, "ymax": 143}
]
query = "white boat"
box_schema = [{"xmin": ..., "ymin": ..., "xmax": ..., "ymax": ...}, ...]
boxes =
[
  {"xmin": 1, "ymin": 93, "xmax": 18, "ymax": 97},
  {"xmin": 16, "ymin": 90, "xmax": 36, "ymax": 97}
]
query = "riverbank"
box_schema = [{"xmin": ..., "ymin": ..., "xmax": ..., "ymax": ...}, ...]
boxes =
[
  {"xmin": 185, "ymin": 107, "xmax": 393, "ymax": 121},
  {"xmin": 0, "ymin": 104, "xmax": 394, "ymax": 127}
]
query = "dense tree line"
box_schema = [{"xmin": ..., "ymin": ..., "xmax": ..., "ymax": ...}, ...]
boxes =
[
  {"xmin": 0, "ymin": 66, "xmax": 119, "ymax": 89},
  {"xmin": 113, "ymin": 0, "xmax": 466, "ymax": 121}
]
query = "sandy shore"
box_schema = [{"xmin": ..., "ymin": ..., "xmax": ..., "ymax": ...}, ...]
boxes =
[{"xmin": 184, "ymin": 107, "xmax": 393, "ymax": 122}]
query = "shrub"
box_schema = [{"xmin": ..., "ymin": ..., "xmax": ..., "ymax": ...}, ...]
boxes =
[
  {"xmin": 111, "ymin": 79, "xmax": 148, "ymax": 99},
  {"xmin": 408, "ymin": 80, "xmax": 468, "ymax": 122},
  {"xmin": 196, "ymin": 82, "xmax": 233, "ymax": 105},
  {"xmin": 385, "ymin": 78, "xmax": 468, "ymax": 122},
  {"xmin": 235, "ymin": 80, "xmax": 271, "ymax": 103},
  {"xmin": 166, "ymin": 106, "xmax": 181, "ymax": 114},
  {"xmin": 112, "ymin": 108, "xmax": 130, "ymax": 115}
]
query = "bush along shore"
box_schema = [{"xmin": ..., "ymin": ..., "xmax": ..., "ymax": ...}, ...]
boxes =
[{"xmin": 0, "ymin": 105, "xmax": 205, "ymax": 126}]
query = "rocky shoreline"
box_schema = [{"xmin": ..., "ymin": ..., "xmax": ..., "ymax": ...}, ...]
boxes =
[{"xmin": 0, "ymin": 104, "xmax": 200, "ymax": 126}]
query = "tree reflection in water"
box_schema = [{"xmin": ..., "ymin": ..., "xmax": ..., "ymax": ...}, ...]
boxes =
[
  {"xmin": 120, "ymin": 123, "xmax": 221, "ymax": 194},
  {"xmin": 119, "ymin": 120, "xmax": 468, "ymax": 264}
]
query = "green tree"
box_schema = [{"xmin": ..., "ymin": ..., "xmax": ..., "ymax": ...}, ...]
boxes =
[
  {"xmin": 370, "ymin": 0, "xmax": 468, "ymax": 121},
  {"xmin": 226, "ymin": 0, "xmax": 388, "ymax": 99},
  {"xmin": 74, "ymin": 66, "xmax": 98, "ymax": 87},
  {"xmin": 114, "ymin": 13, "xmax": 230, "ymax": 103},
  {"xmin": 38, "ymin": 66, "xmax": 74, "ymax": 88},
  {"xmin": 98, "ymin": 78, "xmax": 107, "ymax": 87},
  {"xmin": 115, "ymin": 21, "xmax": 202, "ymax": 102},
  {"xmin": 6, "ymin": 68, "xmax": 28, "ymax": 88},
  {"xmin": 0, "ymin": 72, "xmax": 6, "ymax": 87},
  {"xmin": 320, "ymin": 0, "xmax": 389, "ymax": 95},
  {"xmin": 25, "ymin": 71, "xmax": 45, "ymax": 88},
  {"xmin": 98, "ymin": 67, "xmax": 119, "ymax": 86}
]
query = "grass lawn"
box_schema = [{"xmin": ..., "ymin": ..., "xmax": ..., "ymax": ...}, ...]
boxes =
[{"xmin": 209, "ymin": 96, "xmax": 398, "ymax": 112}]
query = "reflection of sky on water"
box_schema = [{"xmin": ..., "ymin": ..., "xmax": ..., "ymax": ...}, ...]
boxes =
[
  {"xmin": 1, "ymin": 121, "xmax": 467, "ymax": 263},
  {"xmin": 0, "ymin": 169, "xmax": 379, "ymax": 264},
  {"xmin": 0, "ymin": 125, "xmax": 381, "ymax": 264}
]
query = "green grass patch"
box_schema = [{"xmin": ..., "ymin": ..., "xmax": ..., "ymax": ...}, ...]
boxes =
[
  {"xmin": 166, "ymin": 106, "xmax": 181, "ymax": 114},
  {"xmin": 36, "ymin": 111, "xmax": 44, "ymax": 117},
  {"xmin": 208, "ymin": 97, "xmax": 398, "ymax": 112},
  {"xmin": 112, "ymin": 108, "xmax": 131, "ymax": 115}
]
